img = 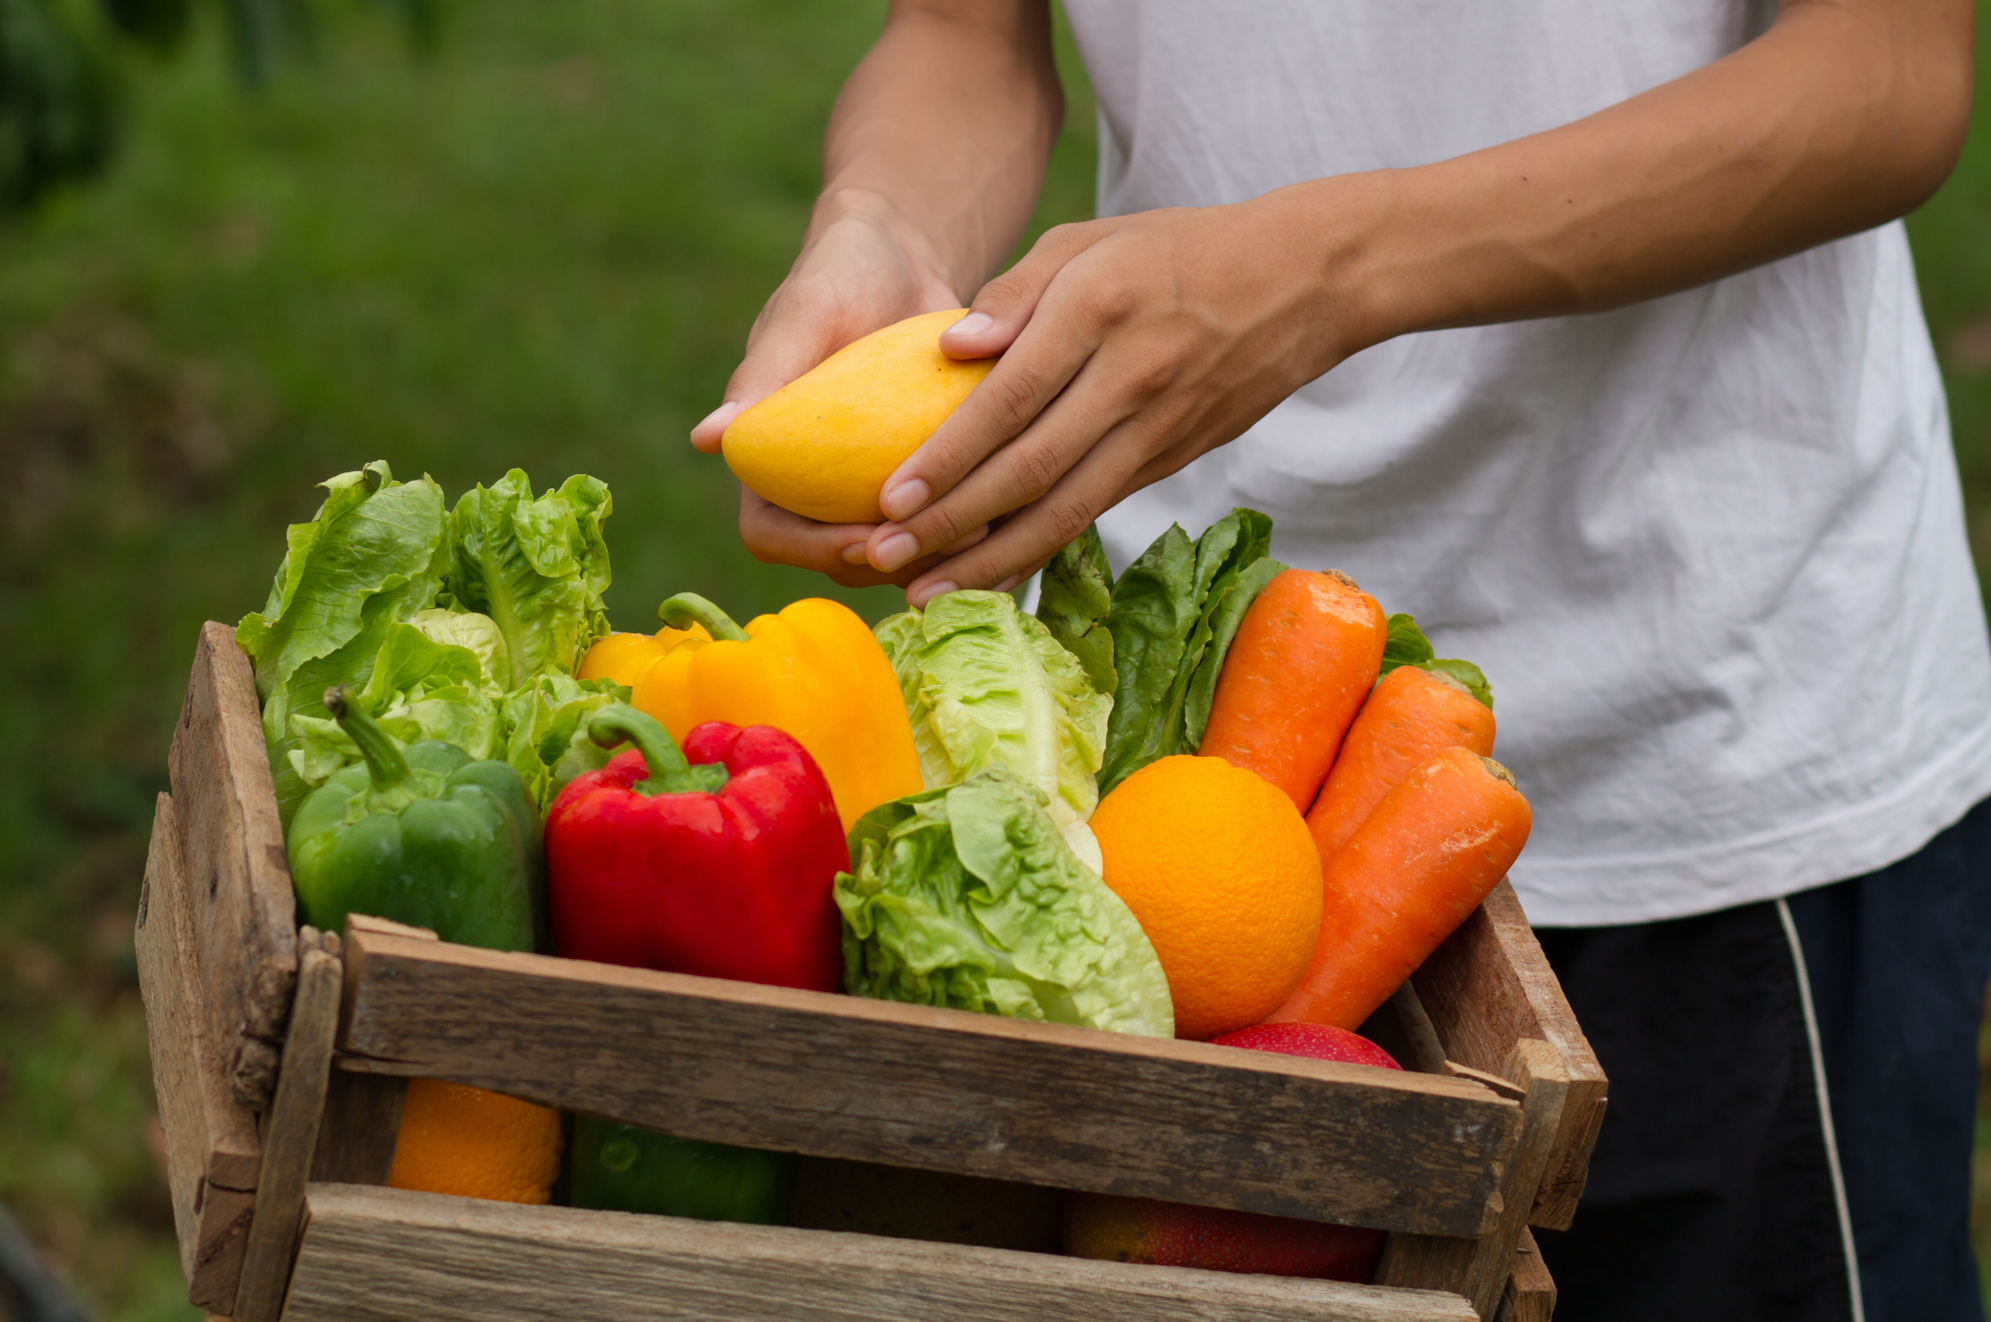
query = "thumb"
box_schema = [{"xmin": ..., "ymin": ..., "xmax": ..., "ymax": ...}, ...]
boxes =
[
  {"xmin": 690, "ymin": 301, "xmax": 865, "ymax": 455},
  {"xmin": 938, "ymin": 223, "xmax": 1099, "ymax": 362}
]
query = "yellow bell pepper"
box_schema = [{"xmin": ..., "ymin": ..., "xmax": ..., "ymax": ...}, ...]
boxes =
[
  {"xmin": 631, "ymin": 594, "xmax": 921, "ymax": 832},
  {"xmin": 576, "ymin": 624, "xmax": 711, "ymax": 688}
]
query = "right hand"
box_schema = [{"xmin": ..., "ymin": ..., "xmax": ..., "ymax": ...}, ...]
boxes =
[{"xmin": 692, "ymin": 191, "xmax": 988, "ymax": 587}]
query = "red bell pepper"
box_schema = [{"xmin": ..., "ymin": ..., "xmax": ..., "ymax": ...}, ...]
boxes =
[{"xmin": 546, "ymin": 703, "xmax": 848, "ymax": 992}]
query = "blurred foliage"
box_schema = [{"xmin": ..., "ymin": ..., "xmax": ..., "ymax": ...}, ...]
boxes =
[
  {"xmin": 0, "ymin": 0, "xmax": 433, "ymax": 210},
  {"xmin": 0, "ymin": 2, "xmax": 1095, "ymax": 1316},
  {"xmin": 0, "ymin": 1, "xmax": 1985, "ymax": 1318}
]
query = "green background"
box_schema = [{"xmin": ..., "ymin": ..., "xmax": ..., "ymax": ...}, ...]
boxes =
[{"xmin": 0, "ymin": 4, "xmax": 1986, "ymax": 1317}]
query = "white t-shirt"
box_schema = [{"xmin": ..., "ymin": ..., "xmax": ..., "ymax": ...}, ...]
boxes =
[{"xmin": 1062, "ymin": 0, "xmax": 1991, "ymax": 925}]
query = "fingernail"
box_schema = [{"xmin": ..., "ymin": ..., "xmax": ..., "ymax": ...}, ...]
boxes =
[
  {"xmin": 995, "ymin": 573, "xmax": 1023, "ymax": 593},
  {"xmin": 696, "ymin": 401, "xmax": 741, "ymax": 435},
  {"xmin": 947, "ymin": 311, "xmax": 995, "ymax": 338},
  {"xmin": 914, "ymin": 580, "xmax": 958, "ymax": 607},
  {"xmin": 880, "ymin": 478, "xmax": 930, "ymax": 522},
  {"xmin": 841, "ymin": 541, "xmax": 871, "ymax": 565},
  {"xmin": 872, "ymin": 531, "xmax": 921, "ymax": 571}
]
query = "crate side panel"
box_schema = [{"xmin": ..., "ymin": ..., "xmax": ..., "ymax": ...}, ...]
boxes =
[
  {"xmin": 283, "ymin": 1184, "xmax": 1478, "ymax": 1322},
  {"xmin": 1412, "ymin": 880, "xmax": 1608, "ymax": 1230},
  {"xmin": 168, "ymin": 621, "xmax": 298, "ymax": 1111},
  {"xmin": 338, "ymin": 934, "xmax": 1520, "ymax": 1238},
  {"xmin": 135, "ymin": 791, "xmax": 262, "ymax": 1310}
]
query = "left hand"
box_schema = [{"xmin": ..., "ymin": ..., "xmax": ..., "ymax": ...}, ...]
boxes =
[{"xmin": 861, "ymin": 183, "xmax": 1385, "ymax": 606}]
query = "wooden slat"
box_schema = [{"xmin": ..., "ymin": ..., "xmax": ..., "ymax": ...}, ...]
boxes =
[
  {"xmin": 1412, "ymin": 880, "xmax": 1607, "ymax": 1230},
  {"xmin": 134, "ymin": 791, "xmax": 261, "ymax": 1312},
  {"xmin": 233, "ymin": 929, "xmax": 343, "ymax": 1322},
  {"xmin": 284, "ymin": 1184, "xmax": 1480, "ymax": 1322},
  {"xmin": 1374, "ymin": 1040, "xmax": 1570, "ymax": 1315},
  {"xmin": 1496, "ymin": 1230, "xmax": 1556, "ymax": 1322},
  {"xmin": 309, "ymin": 1073, "xmax": 405, "ymax": 1186},
  {"xmin": 336, "ymin": 930, "xmax": 1521, "ymax": 1238},
  {"xmin": 168, "ymin": 621, "xmax": 298, "ymax": 1112}
]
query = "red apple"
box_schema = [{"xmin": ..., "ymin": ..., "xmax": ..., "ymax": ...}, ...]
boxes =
[{"xmin": 1062, "ymin": 1022, "xmax": 1397, "ymax": 1280}]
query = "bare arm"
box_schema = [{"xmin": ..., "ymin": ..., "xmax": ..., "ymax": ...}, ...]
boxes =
[
  {"xmin": 688, "ymin": 0, "xmax": 1061, "ymax": 585},
  {"xmin": 860, "ymin": 0, "xmax": 1973, "ymax": 602}
]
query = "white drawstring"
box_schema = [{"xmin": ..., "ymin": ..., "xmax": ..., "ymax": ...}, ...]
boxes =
[{"xmin": 1776, "ymin": 896, "xmax": 1868, "ymax": 1322}]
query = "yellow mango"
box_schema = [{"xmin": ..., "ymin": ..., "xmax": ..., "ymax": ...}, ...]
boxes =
[{"xmin": 721, "ymin": 309, "xmax": 997, "ymax": 524}]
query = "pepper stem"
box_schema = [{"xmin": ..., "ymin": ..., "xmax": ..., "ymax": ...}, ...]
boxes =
[
  {"xmin": 587, "ymin": 703, "xmax": 728, "ymax": 796},
  {"xmin": 325, "ymin": 685, "xmax": 411, "ymax": 791},
  {"xmin": 656, "ymin": 593, "xmax": 751, "ymax": 643}
]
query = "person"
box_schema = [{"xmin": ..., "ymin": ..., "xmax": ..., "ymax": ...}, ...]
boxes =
[{"xmin": 689, "ymin": 3, "xmax": 1991, "ymax": 1318}]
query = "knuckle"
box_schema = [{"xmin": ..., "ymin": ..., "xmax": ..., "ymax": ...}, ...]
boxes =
[
  {"xmin": 984, "ymin": 369, "xmax": 1045, "ymax": 436},
  {"xmin": 916, "ymin": 503, "xmax": 967, "ymax": 550},
  {"xmin": 1009, "ymin": 442, "xmax": 1066, "ymax": 499},
  {"xmin": 1039, "ymin": 495, "xmax": 1095, "ymax": 550}
]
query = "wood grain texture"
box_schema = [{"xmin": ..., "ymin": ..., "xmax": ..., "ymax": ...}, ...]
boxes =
[
  {"xmin": 1412, "ymin": 881, "xmax": 1607, "ymax": 1230},
  {"xmin": 134, "ymin": 791, "xmax": 261, "ymax": 1312},
  {"xmin": 1496, "ymin": 1230, "xmax": 1556, "ymax": 1322},
  {"xmin": 310, "ymin": 1072, "xmax": 405, "ymax": 1186},
  {"xmin": 1374, "ymin": 1040, "xmax": 1570, "ymax": 1315},
  {"xmin": 337, "ymin": 930, "xmax": 1521, "ymax": 1237},
  {"xmin": 1457, "ymin": 1041, "xmax": 1569, "ymax": 1317},
  {"xmin": 168, "ymin": 622, "xmax": 297, "ymax": 1112},
  {"xmin": 232, "ymin": 930, "xmax": 343, "ymax": 1322},
  {"xmin": 285, "ymin": 1184, "xmax": 1481, "ymax": 1322}
]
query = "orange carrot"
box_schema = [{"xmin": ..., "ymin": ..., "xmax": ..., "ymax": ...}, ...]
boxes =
[
  {"xmin": 1307, "ymin": 666, "xmax": 1497, "ymax": 862},
  {"xmin": 1268, "ymin": 747, "xmax": 1531, "ymax": 1030},
  {"xmin": 1197, "ymin": 569, "xmax": 1386, "ymax": 813}
]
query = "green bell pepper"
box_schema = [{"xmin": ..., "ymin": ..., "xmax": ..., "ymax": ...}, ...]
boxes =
[
  {"xmin": 287, "ymin": 685, "xmax": 544, "ymax": 951},
  {"xmin": 570, "ymin": 1116, "xmax": 794, "ymax": 1224}
]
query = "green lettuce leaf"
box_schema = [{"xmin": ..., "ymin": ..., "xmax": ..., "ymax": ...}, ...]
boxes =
[
  {"xmin": 1379, "ymin": 613, "xmax": 1494, "ymax": 710},
  {"xmin": 1034, "ymin": 525, "xmax": 1117, "ymax": 698},
  {"xmin": 876, "ymin": 590, "xmax": 1111, "ymax": 832},
  {"xmin": 286, "ymin": 621, "xmax": 504, "ymax": 788},
  {"xmin": 446, "ymin": 470, "xmax": 612, "ymax": 689},
  {"xmin": 835, "ymin": 769, "xmax": 1173, "ymax": 1037},
  {"xmin": 1096, "ymin": 508, "xmax": 1277, "ymax": 795},
  {"xmin": 498, "ymin": 673, "xmax": 631, "ymax": 811},
  {"xmin": 234, "ymin": 461, "xmax": 453, "ymax": 822}
]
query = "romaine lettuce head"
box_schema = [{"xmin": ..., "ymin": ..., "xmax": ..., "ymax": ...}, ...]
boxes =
[
  {"xmin": 835, "ymin": 769, "xmax": 1173, "ymax": 1038},
  {"xmin": 498, "ymin": 672, "xmax": 631, "ymax": 811},
  {"xmin": 235, "ymin": 461, "xmax": 453, "ymax": 822},
  {"xmin": 876, "ymin": 590, "xmax": 1111, "ymax": 831},
  {"xmin": 446, "ymin": 470, "xmax": 612, "ymax": 689}
]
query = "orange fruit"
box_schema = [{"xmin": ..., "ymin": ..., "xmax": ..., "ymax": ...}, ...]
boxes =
[
  {"xmin": 388, "ymin": 1078, "xmax": 563, "ymax": 1204},
  {"xmin": 1089, "ymin": 755, "xmax": 1322, "ymax": 1040}
]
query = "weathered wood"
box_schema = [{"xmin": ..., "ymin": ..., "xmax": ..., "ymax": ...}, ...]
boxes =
[
  {"xmin": 310, "ymin": 1072, "xmax": 406, "ymax": 1186},
  {"xmin": 1495, "ymin": 1229, "xmax": 1556, "ymax": 1322},
  {"xmin": 285, "ymin": 1184, "xmax": 1481, "ymax": 1322},
  {"xmin": 1374, "ymin": 1039, "xmax": 1571, "ymax": 1315},
  {"xmin": 1441, "ymin": 1062, "xmax": 1526, "ymax": 1102},
  {"xmin": 232, "ymin": 930, "xmax": 343, "ymax": 1322},
  {"xmin": 168, "ymin": 621, "xmax": 298, "ymax": 1112},
  {"xmin": 1412, "ymin": 880, "xmax": 1607, "ymax": 1230},
  {"xmin": 337, "ymin": 930, "xmax": 1521, "ymax": 1237},
  {"xmin": 134, "ymin": 791, "xmax": 261, "ymax": 1312},
  {"xmin": 1457, "ymin": 1041, "xmax": 1569, "ymax": 1317}
]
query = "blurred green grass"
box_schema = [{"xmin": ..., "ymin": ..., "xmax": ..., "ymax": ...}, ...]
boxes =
[{"xmin": 0, "ymin": 4, "xmax": 1985, "ymax": 1318}]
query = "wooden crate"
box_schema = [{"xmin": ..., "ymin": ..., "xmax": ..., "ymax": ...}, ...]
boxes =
[{"xmin": 138, "ymin": 622, "xmax": 1607, "ymax": 1321}]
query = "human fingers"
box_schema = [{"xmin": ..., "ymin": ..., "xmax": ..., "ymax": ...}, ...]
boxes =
[
  {"xmin": 866, "ymin": 351, "xmax": 1139, "ymax": 572},
  {"xmin": 693, "ymin": 215, "xmax": 957, "ymax": 454},
  {"xmin": 878, "ymin": 224, "xmax": 1111, "ymax": 522},
  {"xmin": 738, "ymin": 488, "xmax": 876, "ymax": 575},
  {"xmin": 900, "ymin": 419, "xmax": 1158, "ymax": 607}
]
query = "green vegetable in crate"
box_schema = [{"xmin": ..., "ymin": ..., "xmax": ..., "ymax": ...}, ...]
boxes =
[
  {"xmin": 835, "ymin": 768, "xmax": 1174, "ymax": 1038},
  {"xmin": 874, "ymin": 589, "xmax": 1111, "ymax": 840},
  {"xmin": 287, "ymin": 685, "xmax": 544, "ymax": 952},
  {"xmin": 1039, "ymin": 510, "xmax": 1283, "ymax": 797},
  {"xmin": 571, "ymin": 1117, "xmax": 795, "ymax": 1224}
]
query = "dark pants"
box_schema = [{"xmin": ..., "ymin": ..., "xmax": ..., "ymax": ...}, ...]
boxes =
[{"xmin": 1534, "ymin": 799, "xmax": 1991, "ymax": 1322}]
